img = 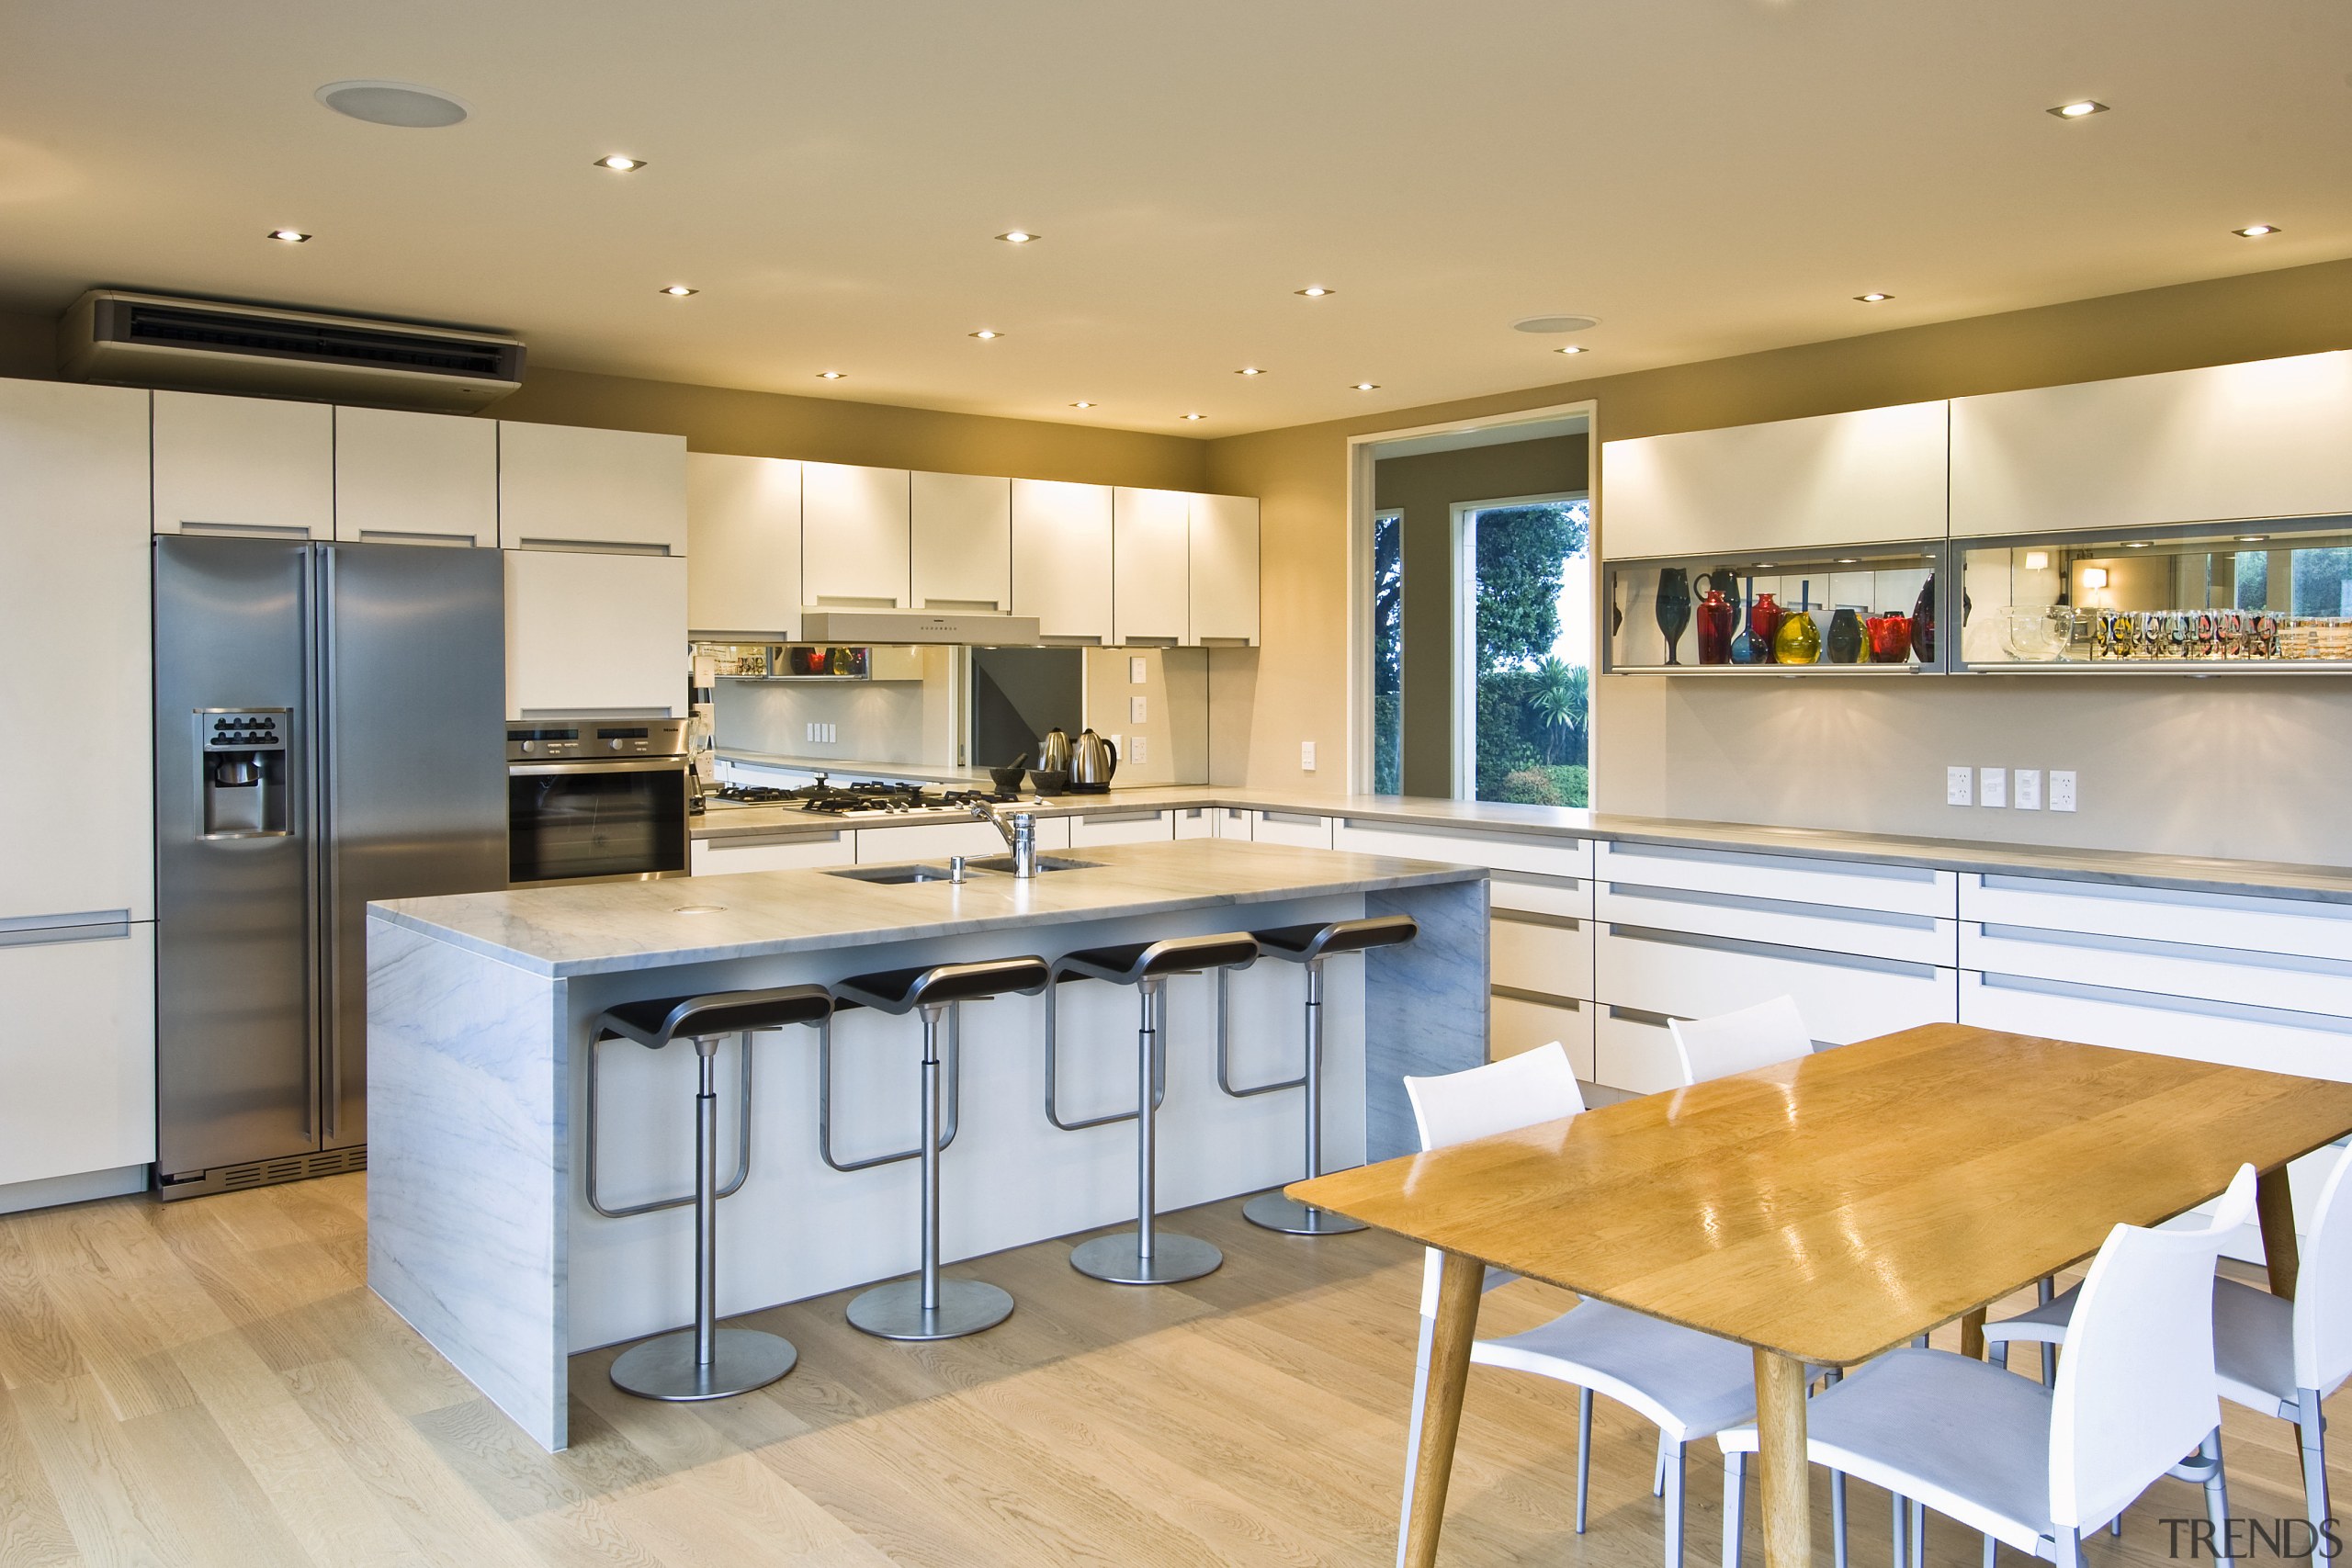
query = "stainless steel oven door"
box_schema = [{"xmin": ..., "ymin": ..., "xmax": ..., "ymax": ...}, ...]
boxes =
[{"xmin": 507, "ymin": 757, "xmax": 691, "ymax": 886}]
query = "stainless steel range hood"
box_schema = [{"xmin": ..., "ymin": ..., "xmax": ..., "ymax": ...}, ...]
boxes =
[{"xmin": 798, "ymin": 608, "xmax": 1040, "ymax": 646}]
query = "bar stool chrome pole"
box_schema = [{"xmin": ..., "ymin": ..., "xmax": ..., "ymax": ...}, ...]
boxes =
[
  {"xmin": 1052, "ymin": 932, "xmax": 1260, "ymax": 1285},
  {"xmin": 831, "ymin": 956, "xmax": 1051, "ymax": 1340},
  {"xmin": 590, "ymin": 985, "xmax": 832, "ymax": 1401},
  {"xmin": 1238, "ymin": 914, "xmax": 1419, "ymax": 1235}
]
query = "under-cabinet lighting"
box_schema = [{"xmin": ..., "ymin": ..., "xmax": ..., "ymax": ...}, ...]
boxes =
[
  {"xmin": 2024, "ymin": 550, "xmax": 2050, "ymax": 570},
  {"xmin": 2125, "ymin": 540, "xmax": 2154, "ymax": 548},
  {"xmin": 2081, "ymin": 568, "xmax": 2109, "ymax": 589},
  {"xmin": 2238, "ymin": 535, "xmax": 2268, "ymax": 544}
]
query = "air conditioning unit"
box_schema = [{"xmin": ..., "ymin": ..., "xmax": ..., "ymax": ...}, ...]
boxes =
[{"xmin": 59, "ymin": 290, "xmax": 526, "ymax": 412}]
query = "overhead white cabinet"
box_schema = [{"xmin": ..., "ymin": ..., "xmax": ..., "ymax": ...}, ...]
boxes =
[
  {"xmin": 911, "ymin": 471, "xmax": 1012, "ymax": 611},
  {"xmin": 686, "ymin": 453, "xmax": 801, "ymax": 637},
  {"xmin": 1113, "ymin": 487, "xmax": 1190, "ymax": 644},
  {"xmin": 153, "ymin": 389, "xmax": 334, "ymax": 537},
  {"xmin": 801, "ymin": 462, "xmax": 910, "ymax": 607},
  {"xmin": 1012, "ymin": 479, "xmax": 1114, "ymax": 644},
  {"xmin": 1601, "ymin": 400, "xmax": 1949, "ymax": 557},
  {"xmin": 334, "ymin": 405, "xmax": 498, "ymax": 547},
  {"xmin": 1187, "ymin": 491, "xmax": 1260, "ymax": 645},
  {"xmin": 505, "ymin": 550, "xmax": 687, "ymax": 716},
  {"xmin": 497, "ymin": 422, "xmax": 687, "ymax": 553},
  {"xmin": 1950, "ymin": 351, "xmax": 2352, "ymax": 536}
]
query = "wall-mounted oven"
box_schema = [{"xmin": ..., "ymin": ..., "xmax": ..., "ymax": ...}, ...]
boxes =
[{"xmin": 507, "ymin": 717, "xmax": 692, "ymax": 886}]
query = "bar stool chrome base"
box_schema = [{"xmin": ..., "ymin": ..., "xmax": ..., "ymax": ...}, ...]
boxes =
[
  {"xmin": 1070, "ymin": 1230, "xmax": 1223, "ymax": 1285},
  {"xmin": 1241, "ymin": 1190, "xmax": 1367, "ymax": 1235},
  {"xmin": 846, "ymin": 1278, "xmax": 1014, "ymax": 1341},
  {"xmin": 609, "ymin": 1326, "xmax": 797, "ymax": 1402}
]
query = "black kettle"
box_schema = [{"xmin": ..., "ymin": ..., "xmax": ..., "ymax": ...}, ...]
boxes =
[{"xmin": 1069, "ymin": 728, "xmax": 1118, "ymax": 793}]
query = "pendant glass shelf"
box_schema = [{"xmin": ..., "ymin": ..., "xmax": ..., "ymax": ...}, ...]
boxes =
[
  {"xmin": 1953, "ymin": 513, "xmax": 2352, "ymax": 673},
  {"xmin": 1601, "ymin": 541, "xmax": 1950, "ymax": 674}
]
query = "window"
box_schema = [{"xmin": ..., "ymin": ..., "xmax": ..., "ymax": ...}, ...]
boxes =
[
  {"xmin": 1370, "ymin": 510, "xmax": 1403, "ymax": 794},
  {"xmin": 1456, "ymin": 495, "xmax": 1591, "ymax": 806}
]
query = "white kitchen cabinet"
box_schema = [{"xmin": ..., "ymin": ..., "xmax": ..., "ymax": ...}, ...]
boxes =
[
  {"xmin": 689, "ymin": 829, "xmax": 853, "ymax": 875},
  {"xmin": 334, "ymin": 405, "xmax": 498, "ymax": 547},
  {"xmin": 911, "ymin": 471, "xmax": 1012, "ymax": 612},
  {"xmin": 1595, "ymin": 922, "xmax": 1956, "ymax": 1044},
  {"xmin": 1173, "ymin": 807, "xmax": 1216, "ymax": 840},
  {"xmin": 1594, "ymin": 839, "xmax": 1954, "ymax": 919},
  {"xmin": 687, "ymin": 453, "xmax": 801, "ymax": 637},
  {"xmin": 854, "ymin": 819, "xmax": 1005, "ymax": 862},
  {"xmin": 1493, "ymin": 992, "xmax": 1595, "ymax": 1078},
  {"xmin": 1599, "ymin": 883, "xmax": 1955, "ymax": 967},
  {"xmin": 497, "ymin": 421, "xmax": 688, "ymax": 553},
  {"xmin": 801, "ymin": 462, "xmax": 910, "ymax": 608},
  {"xmin": 1950, "ymin": 351, "xmax": 2352, "ymax": 536},
  {"xmin": 1113, "ymin": 487, "xmax": 1190, "ymax": 645},
  {"xmin": 1600, "ymin": 400, "xmax": 1949, "ymax": 558},
  {"xmin": 1065, "ymin": 807, "xmax": 1175, "ymax": 847},
  {"xmin": 0, "ymin": 921, "xmax": 155, "ymax": 1187},
  {"xmin": 1336, "ymin": 818, "xmax": 1593, "ymax": 881},
  {"xmin": 0, "ymin": 378, "xmax": 153, "ymax": 922},
  {"xmin": 1250, "ymin": 810, "xmax": 1333, "ymax": 849},
  {"xmin": 1210, "ymin": 806, "xmax": 1254, "ymax": 840},
  {"xmin": 504, "ymin": 550, "xmax": 686, "ymax": 716},
  {"xmin": 1594, "ymin": 1007, "xmax": 1689, "ymax": 1096},
  {"xmin": 1012, "ymin": 479, "xmax": 1114, "ymax": 644},
  {"xmin": 153, "ymin": 389, "xmax": 334, "ymax": 537},
  {"xmin": 1187, "ymin": 492, "xmax": 1260, "ymax": 646},
  {"xmin": 1492, "ymin": 912, "xmax": 1594, "ymax": 1002}
]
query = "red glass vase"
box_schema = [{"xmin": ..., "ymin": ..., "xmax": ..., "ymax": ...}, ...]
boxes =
[
  {"xmin": 1695, "ymin": 590, "xmax": 1736, "ymax": 664},
  {"xmin": 1747, "ymin": 592, "xmax": 1784, "ymax": 658},
  {"xmin": 1867, "ymin": 613, "xmax": 1913, "ymax": 663}
]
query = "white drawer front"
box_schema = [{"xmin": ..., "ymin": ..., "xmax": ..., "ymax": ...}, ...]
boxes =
[
  {"xmin": 1067, "ymin": 808, "xmax": 1174, "ymax": 847},
  {"xmin": 1597, "ymin": 883, "xmax": 1955, "ymax": 966},
  {"xmin": 1488, "ymin": 870, "xmax": 1592, "ymax": 920},
  {"xmin": 1492, "ymin": 912, "xmax": 1594, "ymax": 1002},
  {"xmin": 1957, "ymin": 971, "xmax": 2352, "ymax": 1084},
  {"xmin": 690, "ymin": 832, "xmax": 854, "ymax": 875},
  {"xmin": 1212, "ymin": 807, "xmax": 1254, "ymax": 840},
  {"xmin": 1492, "ymin": 993, "xmax": 1595, "ymax": 1080},
  {"xmin": 1962, "ymin": 924, "xmax": 2352, "ymax": 1019},
  {"xmin": 1594, "ymin": 1007, "xmax": 1686, "ymax": 1096},
  {"xmin": 1596, "ymin": 839, "xmax": 1955, "ymax": 919},
  {"xmin": 1173, "ymin": 807, "xmax": 1216, "ymax": 840},
  {"xmin": 1251, "ymin": 810, "xmax": 1333, "ymax": 849},
  {"xmin": 1597, "ymin": 924, "xmax": 1956, "ymax": 1043},
  {"xmin": 1961, "ymin": 873, "xmax": 2352, "ymax": 962},
  {"xmin": 1335, "ymin": 818, "xmax": 1592, "ymax": 879}
]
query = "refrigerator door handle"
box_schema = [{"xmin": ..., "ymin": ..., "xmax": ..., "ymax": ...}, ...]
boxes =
[
  {"xmin": 299, "ymin": 547, "xmax": 322, "ymax": 1142},
  {"xmin": 318, "ymin": 546, "xmax": 341, "ymax": 1143}
]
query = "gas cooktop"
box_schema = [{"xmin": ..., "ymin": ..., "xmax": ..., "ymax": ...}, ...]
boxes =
[{"xmin": 710, "ymin": 775, "xmax": 1021, "ymax": 818}]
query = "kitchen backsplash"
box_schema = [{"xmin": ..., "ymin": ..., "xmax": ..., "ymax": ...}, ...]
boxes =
[{"xmin": 712, "ymin": 646, "xmax": 959, "ymax": 766}]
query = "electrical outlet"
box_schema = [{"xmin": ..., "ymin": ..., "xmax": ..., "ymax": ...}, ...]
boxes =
[
  {"xmin": 1301, "ymin": 740, "xmax": 1317, "ymax": 773},
  {"xmin": 2014, "ymin": 769, "xmax": 2042, "ymax": 810},
  {"xmin": 1129, "ymin": 734, "xmax": 1148, "ymax": 764},
  {"xmin": 1130, "ymin": 695, "xmax": 1147, "ymax": 723},
  {"xmin": 1946, "ymin": 765, "xmax": 1973, "ymax": 807},
  {"xmin": 2050, "ymin": 769, "xmax": 2077, "ymax": 812},
  {"xmin": 1980, "ymin": 766, "xmax": 2007, "ymax": 809}
]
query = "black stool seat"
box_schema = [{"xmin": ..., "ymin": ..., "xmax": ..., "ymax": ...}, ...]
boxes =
[
  {"xmin": 835, "ymin": 956, "xmax": 1049, "ymax": 1014},
  {"xmin": 1061, "ymin": 933, "xmax": 1261, "ymax": 986},
  {"xmin": 1251, "ymin": 914, "xmax": 1419, "ymax": 964},
  {"xmin": 598, "ymin": 985, "xmax": 834, "ymax": 1050}
]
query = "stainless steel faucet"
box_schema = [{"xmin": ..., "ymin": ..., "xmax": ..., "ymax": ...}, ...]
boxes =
[{"xmin": 971, "ymin": 802, "xmax": 1039, "ymax": 877}]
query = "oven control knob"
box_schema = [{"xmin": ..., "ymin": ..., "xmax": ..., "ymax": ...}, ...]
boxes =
[
  {"xmin": 521, "ymin": 740, "xmax": 537, "ymax": 754},
  {"xmin": 609, "ymin": 739, "xmax": 625, "ymax": 751}
]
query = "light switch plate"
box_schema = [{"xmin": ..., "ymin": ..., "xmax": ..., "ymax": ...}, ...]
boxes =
[
  {"xmin": 1129, "ymin": 695, "xmax": 1147, "ymax": 723},
  {"xmin": 1129, "ymin": 734, "xmax": 1148, "ymax": 764},
  {"xmin": 1129, "ymin": 656, "xmax": 1148, "ymax": 683},
  {"xmin": 1980, "ymin": 766, "xmax": 2007, "ymax": 808},
  {"xmin": 1301, "ymin": 740, "xmax": 1317, "ymax": 773},
  {"xmin": 2050, "ymin": 769, "xmax": 2078, "ymax": 812},
  {"xmin": 2014, "ymin": 769, "xmax": 2042, "ymax": 810},
  {"xmin": 1946, "ymin": 766, "xmax": 1973, "ymax": 807}
]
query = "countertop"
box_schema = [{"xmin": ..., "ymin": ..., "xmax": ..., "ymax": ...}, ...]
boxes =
[{"xmin": 371, "ymin": 839, "xmax": 1486, "ymax": 978}]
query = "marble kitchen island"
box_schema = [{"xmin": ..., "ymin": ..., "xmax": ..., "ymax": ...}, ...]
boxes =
[{"xmin": 365, "ymin": 838, "xmax": 1487, "ymax": 1450}]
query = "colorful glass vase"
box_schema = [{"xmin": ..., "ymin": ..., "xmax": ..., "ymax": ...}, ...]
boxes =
[
  {"xmin": 1910, "ymin": 576, "xmax": 1937, "ymax": 661},
  {"xmin": 1748, "ymin": 592, "xmax": 1784, "ymax": 659},
  {"xmin": 1729, "ymin": 579, "xmax": 1758, "ymax": 664},
  {"xmin": 1867, "ymin": 612, "xmax": 1913, "ymax": 663},
  {"xmin": 1695, "ymin": 589, "xmax": 1736, "ymax": 664},
  {"xmin": 1774, "ymin": 582, "xmax": 1820, "ymax": 665},
  {"xmin": 1655, "ymin": 568, "xmax": 1693, "ymax": 665},
  {"xmin": 1826, "ymin": 607, "xmax": 1865, "ymax": 664}
]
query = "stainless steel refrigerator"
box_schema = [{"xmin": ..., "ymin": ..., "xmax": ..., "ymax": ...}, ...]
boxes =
[{"xmin": 153, "ymin": 535, "xmax": 507, "ymax": 1198}]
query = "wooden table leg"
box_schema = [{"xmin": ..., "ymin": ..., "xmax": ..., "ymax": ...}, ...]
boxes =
[
  {"xmin": 1401, "ymin": 1251, "xmax": 1484, "ymax": 1568},
  {"xmin": 1959, "ymin": 1307, "xmax": 1985, "ymax": 1360},
  {"xmin": 1756, "ymin": 1349, "xmax": 1812, "ymax": 1568},
  {"xmin": 2257, "ymin": 1165, "xmax": 2301, "ymax": 1300}
]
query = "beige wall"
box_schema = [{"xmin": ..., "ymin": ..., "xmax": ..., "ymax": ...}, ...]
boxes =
[{"xmin": 1204, "ymin": 256, "xmax": 2352, "ymax": 864}]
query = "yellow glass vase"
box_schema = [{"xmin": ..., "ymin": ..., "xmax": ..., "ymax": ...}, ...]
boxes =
[{"xmin": 1774, "ymin": 609, "xmax": 1821, "ymax": 664}]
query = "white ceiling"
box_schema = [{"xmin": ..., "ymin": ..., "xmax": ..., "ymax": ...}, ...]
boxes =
[{"xmin": 4, "ymin": 2, "xmax": 2348, "ymax": 434}]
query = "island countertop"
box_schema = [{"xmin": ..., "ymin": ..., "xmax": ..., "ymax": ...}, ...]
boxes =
[{"xmin": 369, "ymin": 838, "xmax": 1487, "ymax": 978}]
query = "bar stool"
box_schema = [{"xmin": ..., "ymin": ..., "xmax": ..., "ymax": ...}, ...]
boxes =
[
  {"xmin": 831, "ymin": 956, "xmax": 1051, "ymax": 1340},
  {"xmin": 590, "ymin": 984, "xmax": 834, "ymax": 1402},
  {"xmin": 1050, "ymin": 932, "xmax": 1261, "ymax": 1285},
  {"xmin": 1238, "ymin": 914, "xmax": 1419, "ymax": 1235}
]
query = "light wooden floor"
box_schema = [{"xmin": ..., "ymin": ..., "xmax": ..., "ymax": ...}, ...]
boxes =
[{"xmin": 0, "ymin": 1173, "xmax": 2339, "ymax": 1566}]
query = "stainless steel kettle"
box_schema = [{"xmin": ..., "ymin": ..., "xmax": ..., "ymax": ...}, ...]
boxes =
[
  {"xmin": 1036, "ymin": 727, "xmax": 1073, "ymax": 774},
  {"xmin": 1069, "ymin": 728, "xmax": 1118, "ymax": 792}
]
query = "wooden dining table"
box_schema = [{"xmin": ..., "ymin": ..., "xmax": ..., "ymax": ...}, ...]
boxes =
[{"xmin": 1287, "ymin": 1022, "xmax": 2352, "ymax": 1568}]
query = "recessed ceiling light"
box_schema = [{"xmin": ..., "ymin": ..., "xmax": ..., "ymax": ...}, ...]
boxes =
[
  {"xmin": 969, "ymin": 330, "xmax": 1002, "ymax": 339},
  {"xmin": 2048, "ymin": 99, "xmax": 2109, "ymax": 118},
  {"xmin": 1351, "ymin": 382, "xmax": 1380, "ymax": 391},
  {"xmin": 659, "ymin": 285, "xmax": 697, "ymax": 297},
  {"xmin": 315, "ymin": 80, "xmax": 469, "ymax": 128},
  {"xmin": 2233, "ymin": 224, "xmax": 2281, "ymax": 238},
  {"xmin": 1296, "ymin": 287, "xmax": 1334, "ymax": 298},
  {"xmin": 267, "ymin": 229, "xmax": 311, "ymax": 243},
  {"xmin": 996, "ymin": 231, "xmax": 1040, "ymax": 244},
  {"xmin": 595, "ymin": 155, "xmax": 648, "ymax": 173},
  {"xmin": 1236, "ymin": 367, "xmax": 1264, "ymax": 377},
  {"xmin": 817, "ymin": 370, "xmax": 846, "ymax": 380},
  {"xmin": 1855, "ymin": 292, "xmax": 1893, "ymax": 303},
  {"xmin": 1070, "ymin": 400, "xmax": 1094, "ymax": 409},
  {"xmin": 1513, "ymin": 314, "xmax": 1600, "ymax": 334},
  {"xmin": 1182, "ymin": 412, "xmax": 1205, "ymax": 421},
  {"xmin": 1556, "ymin": 345, "xmax": 1588, "ymax": 355}
]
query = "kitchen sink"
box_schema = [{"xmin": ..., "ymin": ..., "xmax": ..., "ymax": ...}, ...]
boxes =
[
  {"xmin": 825, "ymin": 863, "xmax": 960, "ymax": 885},
  {"xmin": 967, "ymin": 854, "xmax": 1101, "ymax": 875}
]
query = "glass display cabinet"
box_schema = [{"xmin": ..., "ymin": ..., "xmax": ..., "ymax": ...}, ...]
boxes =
[
  {"xmin": 1601, "ymin": 541, "xmax": 1951, "ymax": 674},
  {"xmin": 1952, "ymin": 513, "xmax": 2352, "ymax": 672}
]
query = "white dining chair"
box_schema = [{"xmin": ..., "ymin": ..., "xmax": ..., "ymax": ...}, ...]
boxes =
[
  {"xmin": 1717, "ymin": 1165, "xmax": 2256, "ymax": 1568},
  {"xmin": 1668, "ymin": 995, "xmax": 1813, "ymax": 1085},
  {"xmin": 1396, "ymin": 1043, "xmax": 1771, "ymax": 1568},
  {"xmin": 1983, "ymin": 1141, "xmax": 2352, "ymax": 1547}
]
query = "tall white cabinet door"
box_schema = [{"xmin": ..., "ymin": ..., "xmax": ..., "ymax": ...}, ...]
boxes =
[
  {"xmin": 1012, "ymin": 479, "xmax": 1114, "ymax": 644},
  {"xmin": 1187, "ymin": 491, "xmax": 1259, "ymax": 645},
  {"xmin": 505, "ymin": 550, "xmax": 687, "ymax": 716},
  {"xmin": 687, "ymin": 453, "xmax": 801, "ymax": 637},
  {"xmin": 1950, "ymin": 351, "xmax": 2352, "ymax": 536},
  {"xmin": 1600, "ymin": 400, "xmax": 1948, "ymax": 557},
  {"xmin": 334, "ymin": 405, "xmax": 498, "ymax": 547},
  {"xmin": 911, "ymin": 471, "xmax": 1012, "ymax": 611},
  {"xmin": 1113, "ymin": 486, "xmax": 1190, "ymax": 645},
  {"xmin": 801, "ymin": 462, "xmax": 910, "ymax": 607},
  {"xmin": 0, "ymin": 379, "xmax": 153, "ymax": 921},
  {"xmin": 153, "ymin": 389, "xmax": 334, "ymax": 537},
  {"xmin": 0, "ymin": 923, "xmax": 156, "ymax": 1186},
  {"xmin": 497, "ymin": 422, "xmax": 688, "ymax": 553}
]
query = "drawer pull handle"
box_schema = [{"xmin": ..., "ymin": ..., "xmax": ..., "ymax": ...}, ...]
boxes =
[
  {"xmin": 1973, "ymin": 970, "xmax": 2352, "ymax": 1037},
  {"xmin": 1607, "ymin": 922, "xmax": 1940, "ymax": 981}
]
